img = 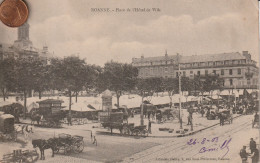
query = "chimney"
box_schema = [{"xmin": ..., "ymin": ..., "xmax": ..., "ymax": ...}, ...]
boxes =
[{"xmin": 242, "ymin": 51, "xmax": 251, "ymax": 60}]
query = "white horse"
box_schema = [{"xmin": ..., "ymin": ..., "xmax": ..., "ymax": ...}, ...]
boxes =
[{"xmin": 15, "ymin": 124, "xmax": 34, "ymax": 142}]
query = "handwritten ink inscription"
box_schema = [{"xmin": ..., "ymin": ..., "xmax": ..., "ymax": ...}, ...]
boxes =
[{"xmin": 187, "ymin": 137, "xmax": 232, "ymax": 158}]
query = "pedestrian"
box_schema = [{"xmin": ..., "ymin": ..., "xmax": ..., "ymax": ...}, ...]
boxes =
[
  {"xmin": 187, "ymin": 114, "xmax": 191, "ymax": 125},
  {"xmin": 229, "ymin": 108, "xmax": 233, "ymax": 124},
  {"xmin": 201, "ymin": 108, "xmax": 205, "ymax": 117},
  {"xmin": 92, "ymin": 126, "xmax": 97, "ymax": 146},
  {"xmin": 253, "ymin": 112, "xmax": 259, "ymax": 127},
  {"xmin": 240, "ymin": 146, "xmax": 249, "ymax": 163},
  {"xmin": 219, "ymin": 113, "xmax": 223, "ymax": 126},
  {"xmin": 187, "ymin": 112, "xmax": 192, "ymax": 125},
  {"xmin": 148, "ymin": 120, "xmax": 152, "ymax": 134},
  {"xmin": 67, "ymin": 114, "xmax": 72, "ymax": 126},
  {"xmin": 152, "ymin": 111, "xmax": 155, "ymax": 120},
  {"xmin": 250, "ymin": 138, "xmax": 257, "ymax": 153},
  {"xmin": 148, "ymin": 111, "xmax": 151, "ymax": 120},
  {"xmin": 250, "ymin": 148, "xmax": 259, "ymax": 163}
]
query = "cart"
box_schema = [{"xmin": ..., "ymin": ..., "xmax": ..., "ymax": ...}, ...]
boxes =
[
  {"xmin": 221, "ymin": 110, "xmax": 232, "ymax": 124},
  {"xmin": 53, "ymin": 133, "xmax": 84, "ymax": 155},
  {"xmin": 1, "ymin": 149, "xmax": 39, "ymax": 163},
  {"xmin": 131, "ymin": 125, "xmax": 148, "ymax": 138},
  {"xmin": 0, "ymin": 113, "xmax": 17, "ymax": 141},
  {"xmin": 40, "ymin": 117, "xmax": 62, "ymax": 128}
]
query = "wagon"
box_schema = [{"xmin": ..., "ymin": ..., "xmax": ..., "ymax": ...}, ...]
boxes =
[
  {"xmin": 0, "ymin": 113, "xmax": 17, "ymax": 141},
  {"xmin": 131, "ymin": 125, "xmax": 148, "ymax": 137},
  {"xmin": 40, "ymin": 117, "xmax": 62, "ymax": 128},
  {"xmin": 220, "ymin": 110, "xmax": 233, "ymax": 124},
  {"xmin": 121, "ymin": 123, "xmax": 148, "ymax": 137},
  {"xmin": 53, "ymin": 133, "xmax": 84, "ymax": 155},
  {"xmin": 0, "ymin": 149, "xmax": 39, "ymax": 163}
]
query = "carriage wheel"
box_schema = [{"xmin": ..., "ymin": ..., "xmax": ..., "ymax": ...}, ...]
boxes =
[
  {"xmin": 133, "ymin": 129, "xmax": 141, "ymax": 138},
  {"xmin": 73, "ymin": 140, "xmax": 84, "ymax": 153},
  {"xmin": 24, "ymin": 156, "xmax": 34, "ymax": 163},
  {"xmin": 141, "ymin": 129, "xmax": 148, "ymax": 137},
  {"xmin": 64, "ymin": 145, "xmax": 70, "ymax": 155},
  {"xmin": 53, "ymin": 142, "xmax": 59, "ymax": 154}
]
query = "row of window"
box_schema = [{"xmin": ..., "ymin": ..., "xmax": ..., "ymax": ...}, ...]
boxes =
[
  {"xmin": 134, "ymin": 59, "xmax": 247, "ymax": 67},
  {"xmin": 139, "ymin": 67, "xmax": 244, "ymax": 77},
  {"xmin": 176, "ymin": 69, "xmax": 242, "ymax": 77}
]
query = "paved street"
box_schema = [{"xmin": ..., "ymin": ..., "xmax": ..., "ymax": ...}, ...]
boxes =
[
  {"xmin": 123, "ymin": 114, "xmax": 258, "ymax": 163},
  {"xmin": 0, "ymin": 113, "xmax": 256, "ymax": 163}
]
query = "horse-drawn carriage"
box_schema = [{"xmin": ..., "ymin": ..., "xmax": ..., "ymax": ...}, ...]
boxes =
[
  {"xmin": 32, "ymin": 133, "xmax": 84, "ymax": 160},
  {"xmin": 121, "ymin": 123, "xmax": 148, "ymax": 137},
  {"xmin": 156, "ymin": 107, "xmax": 179, "ymax": 123},
  {"xmin": 53, "ymin": 133, "xmax": 84, "ymax": 154},
  {"xmin": 31, "ymin": 99, "xmax": 66, "ymax": 128},
  {"xmin": 0, "ymin": 113, "xmax": 17, "ymax": 141},
  {"xmin": 219, "ymin": 110, "xmax": 233, "ymax": 125},
  {"xmin": 99, "ymin": 112, "xmax": 148, "ymax": 137}
]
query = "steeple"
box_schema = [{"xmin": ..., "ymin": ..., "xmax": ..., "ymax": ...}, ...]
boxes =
[
  {"xmin": 18, "ymin": 22, "xmax": 30, "ymax": 41},
  {"xmin": 165, "ymin": 49, "xmax": 168, "ymax": 57},
  {"xmin": 14, "ymin": 22, "xmax": 32, "ymax": 48}
]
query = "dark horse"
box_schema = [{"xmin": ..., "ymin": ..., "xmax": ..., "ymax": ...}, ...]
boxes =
[
  {"xmin": 32, "ymin": 139, "xmax": 57, "ymax": 160},
  {"xmin": 31, "ymin": 114, "xmax": 42, "ymax": 125}
]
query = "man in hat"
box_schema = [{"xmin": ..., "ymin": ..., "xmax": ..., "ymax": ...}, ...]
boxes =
[
  {"xmin": 250, "ymin": 147, "xmax": 259, "ymax": 163},
  {"xmin": 148, "ymin": 120, "xmax": 152, "ymax": 134},
  {"xmin": 91, "ymin": 126, "xmax": 97, "ymax": 146},
  {"xmin": 240, "ymin": 146, "xmax": 249, "ymax": 163},
  {"xmin": 250, "ymin": 138, "xmax": 257, "ymax": 153}
]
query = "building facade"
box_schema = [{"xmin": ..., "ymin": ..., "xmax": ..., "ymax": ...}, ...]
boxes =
[
  {"xmin": 0, "ymin": 23, "xmax": 51, "ymax": 61},
  {"xmin": 132, "ymin": 51, "xmax": 259, "ymax": 89}
]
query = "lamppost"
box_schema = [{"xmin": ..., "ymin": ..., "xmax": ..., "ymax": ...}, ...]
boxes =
[
  {"xmin": 217, "ymin": 90, "xmax": 220, "ymax": 105},
  {"xmin": 245, "ymin": 67, "xmax": 254, "ymax": 101},
  {"xmin": 177, "ymin": 53, "xmax": 183, "ymax": 129}
]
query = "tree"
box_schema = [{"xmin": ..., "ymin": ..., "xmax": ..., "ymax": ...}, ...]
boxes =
[
  {"xmin": 136, "ymin": 77, "xmax": 163, "ymax": 125},
  {"xmin": 15, "ymin": 59, "xmax": 35, "ymax": 118},
  {"xmin": 100, "ymin": 61, "xmax": 138, "ymax": 107},
  {"xmin": 162, "ymin": 77, "xmax": 192, "ymax": 107},
  {"xmin": 163, "ymin": 78, "xmax": 178, "ymax": 108},
  {"xmin": 30, "ymin": 59, "xmax": 50, "ymax": 99},
  {"xmin": 192, "ymin": 74, "xmax": 224, "ymax": 104},
  {"xmin": 0, "ymin": 58, "xmax": 16, "ymax": 101},
  {"xmin": 50, "ymin": 56, "xmax": 95, "ymax": 116}
]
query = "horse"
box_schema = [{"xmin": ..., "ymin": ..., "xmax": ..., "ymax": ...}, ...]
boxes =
[
  {"xmin": 32, "ymin": 138, "xmax": 57, "ymax": 160},
  {"xmin": 15, "ymin": 124, "xmax": 34, "ymax": 142},
  {"xmin": 31, "ymin": 114, "xmax": 42, "ymax": 125}
]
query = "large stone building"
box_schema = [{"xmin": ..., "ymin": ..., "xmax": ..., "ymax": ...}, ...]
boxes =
[
  {"xmin": 132, "ymin": 51, "xmax": 259, "ymax": 89},
  {"xmin": 0, "ymin": 23, "xmax": 51, "ymax": 61}
]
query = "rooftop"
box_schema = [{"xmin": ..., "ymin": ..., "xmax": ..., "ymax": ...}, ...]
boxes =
[
  {"xmin": 132, "ymin": 51, "xmax": 251, "ymax": 63},
  {"xmin": 36, "ymin": 99, "xmax": 64, "ymax": 104}
]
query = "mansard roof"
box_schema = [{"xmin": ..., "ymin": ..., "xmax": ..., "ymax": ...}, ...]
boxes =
[{"xmin": 132, "ymin": 52, "xmax": 248, "ymax": 63}]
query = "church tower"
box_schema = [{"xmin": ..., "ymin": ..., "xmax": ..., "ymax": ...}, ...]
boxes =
[
  {"xmin": 14, "ymin": 22, "xmax": 32, "ymax": 48},
  {"xmin": 18, "ymin": 22, "xmax": 30, "ymax": 41}
]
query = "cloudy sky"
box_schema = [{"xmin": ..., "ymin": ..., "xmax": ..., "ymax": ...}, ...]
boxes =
[{"xmin": 0, "ymin": 0, "xmax": 259, "ymax": 66}]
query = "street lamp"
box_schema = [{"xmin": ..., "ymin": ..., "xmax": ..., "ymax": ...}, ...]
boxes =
[
  {"xmin": 245, "ymin": 67, "xmax": 254, "ymax": 101},
  {"xmin": 177, "ymin": 53, "xmax": 183, "ymax": 129}
]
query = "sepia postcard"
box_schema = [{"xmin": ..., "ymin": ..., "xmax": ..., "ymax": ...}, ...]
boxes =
[{"xmin": 0, "ymin": 0, "xmax": 259, "ymax": 162}]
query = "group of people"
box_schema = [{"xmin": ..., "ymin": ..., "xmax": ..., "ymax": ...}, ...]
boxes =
[{"xmin": 240, "ymin": 138, "xmax": 259, "ymax": 163}]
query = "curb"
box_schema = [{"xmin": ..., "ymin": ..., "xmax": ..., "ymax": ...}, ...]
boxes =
[{"xmin": 148, "ymin": 114, "xmax": 243, "ymax": 138}]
